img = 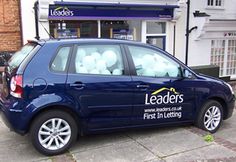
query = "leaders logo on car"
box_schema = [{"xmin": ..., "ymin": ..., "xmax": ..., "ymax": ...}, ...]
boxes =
[
  {"xmin": 145, "ymin": 87, "xmax": 184, "ymax": 105},
  {"xmin": 143, "ymin": 87, "xmax": 184, "ymax": 120}
]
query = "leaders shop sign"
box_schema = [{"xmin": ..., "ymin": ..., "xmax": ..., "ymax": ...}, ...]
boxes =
[{"xmin": 48, "ymin": 5, "xmax": 174, "ymax": 20}]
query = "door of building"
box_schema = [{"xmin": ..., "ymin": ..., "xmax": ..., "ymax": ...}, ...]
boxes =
[
  {"xmin": 146, "ymin": 36, "xmax": 166, "ymax": 50},
  {"xmin": 146, "ymin": 21, "xmax": 166, "ymax": 50},
  {"xmin": 210, "ymin": 39, "xmax": 236, "ymax": 78}
]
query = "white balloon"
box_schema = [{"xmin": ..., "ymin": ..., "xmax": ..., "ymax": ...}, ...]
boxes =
[
  {"xmin": 96, "ymin": 60, "xmax": 107, "ymax": 71},
  {"xmin": 142, "ymin": 69, "xmax": 155, "ymax": 77},
  {"xmin": 101, "ymin": 69, "xmax": 111, "ymax": 75},
  {"xmin": 91, "ymin": 52, "xmax": 102, "ymax": 61},
  {"xmin": 134, "ymin": 58, "xmax": 142, "ymax": 67},
  {"xmin": 90, "ymin": 69, "xmax": 100, "ymax": 74},
  {"xmin": 102, "ymin": 50, "xmax": 117, "ymax": 67},
  {"xmin": 142, "ymin": 55, "xmax": 156, "ymax": 69},
  {"xmin": 77, "ymin": 66, "xmax": 88, "ymax": 74},
  {"xmin": 167, "ymin": 65, "xmax": 179, "ymax": 77},
  {"xmin": 154, "ymin": 62, "xmax": 167, "ymax": 77},
  {"xmin": 154, "ymin": 54, "xmax": 166, "ymax": 63},
  {"xmin": 112, "ymin": 69, "xmax": 122, "ymax": 75},
  {"xmin": 82, "ymin": 56, "xmax": 96, "ymax": 71},
  {"xmin": 76, "ymin": 49, "xmax": 86, "ymax": 63},
  {"xmin": 86, "ymin": 47, "xmax": 97, "ymax": 54}
]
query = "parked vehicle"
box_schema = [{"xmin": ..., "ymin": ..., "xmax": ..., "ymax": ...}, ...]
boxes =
[{"xmin": 0, "ymin": 39, "xmax": 234, "ymax": 155}]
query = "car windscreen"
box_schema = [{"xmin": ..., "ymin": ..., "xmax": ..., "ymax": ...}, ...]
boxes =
[{"xmin": 8, "ymin": 43, "xmax": 37, "ymax": 69}]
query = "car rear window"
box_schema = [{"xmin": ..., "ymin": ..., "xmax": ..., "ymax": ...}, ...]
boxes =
[
  {"xmin": 50, "ymin": 46, "xmax": 71, "ymax": 72},
  {"xmin": 8, "ymin": 43, "xmax": 37, "ymax": 69}
]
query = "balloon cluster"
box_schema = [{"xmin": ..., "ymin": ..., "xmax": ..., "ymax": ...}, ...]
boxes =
[
  {"xmin": 75, "ymin": 49, "xmax": 122, "ymax": 75},
  {"xmin": 134, "ymin": 54, "xmax": 179, "ymax": 77}
]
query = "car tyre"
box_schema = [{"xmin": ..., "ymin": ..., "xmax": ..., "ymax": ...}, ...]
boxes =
[
  {"xmin": 196, "ymin": 100, "xmax": 223, "ymax": 133},
  {"xmin": 30, "ymin": 110, "xmax": 78, "ymax": 155}
]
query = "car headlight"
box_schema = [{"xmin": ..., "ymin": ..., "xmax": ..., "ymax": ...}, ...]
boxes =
[{"xmin": 225, "ymin": 82, "xmax": 234, "ymax": 95}]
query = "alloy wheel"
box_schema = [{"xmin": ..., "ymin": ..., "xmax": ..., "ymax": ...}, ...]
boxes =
[{"xmin": 38, "ymin": 118, "xmax": 71, "ymax": 151}]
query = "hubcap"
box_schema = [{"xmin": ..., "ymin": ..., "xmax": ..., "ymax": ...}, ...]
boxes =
[
  {"xmin": 204, "ymin": 106, "xmax": 221, "ymax": 131},
  {"xmin": 38, "ymin": 118, "xmax": 71, "ymax": 150}
]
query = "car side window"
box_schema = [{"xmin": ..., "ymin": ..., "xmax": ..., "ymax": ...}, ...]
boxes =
[
  {"xmin": 128, "ymin": 45, "xmax": 181, "ymax": 78},
  {"xmin": 51, "ymin": 46, "xmax": 71, "ymax": 72},
  {"xmin": 73, "ymin": 45, "xmax": 124, "ymax": 75}
]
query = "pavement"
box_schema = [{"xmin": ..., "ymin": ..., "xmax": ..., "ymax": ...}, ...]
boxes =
[{"xmin": 0, "ymin": 112, "xmax": 236, "ymax": 162}]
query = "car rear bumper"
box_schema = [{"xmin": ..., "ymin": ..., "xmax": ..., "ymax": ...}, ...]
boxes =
[{"xmin": 0, "ymin": 97, "xmax": 28, "ymax": 135}]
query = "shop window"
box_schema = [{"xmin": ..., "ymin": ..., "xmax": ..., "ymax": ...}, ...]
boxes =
[
  {"xmin": 210, "ymin": 39, "xmax": 236, "ymax": 77},
  {"xmin": 73, "ymin": 45, "xmax": 124, "ymax": 75},
  {"xmin": 207, "ymin": 0, "xmax": 224, "ymax": 8},
  {"xmin": 146, "ymin": 22, "xmax": 166, "ymax": 34},
  {"xmin": 101, "ymin": 20, "xmax": 141, "ymax": 41},
  {"xmin": 49, "ymin": 20, "xmax": 98, "ymax": 38}
]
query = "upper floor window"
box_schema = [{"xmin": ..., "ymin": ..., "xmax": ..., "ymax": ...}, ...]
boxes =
[{"xmin": 207, "ymin": 0, "xmax": 224, "ymax": 8}]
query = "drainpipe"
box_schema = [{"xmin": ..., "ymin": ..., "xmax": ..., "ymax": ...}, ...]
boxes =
[
  {"xmin": 18, "ymin": 0, "xmax": 23, "ymax": 46},
  {"xmin": 185, "ymin": 0, "xmax": 190, "ymax": 65},
  {"xmin": 173, "ymin": 24, "xmax": 176, "ymax": 57},
  {"xmin": 33, "ymin": 1, "xmax": 40, "ymax": 40}
]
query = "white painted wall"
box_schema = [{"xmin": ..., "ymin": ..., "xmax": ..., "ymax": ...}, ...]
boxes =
[
  {"xmin": 21, "ymin": 0, "xmax": 51, "ymax": 44},
  {"xmin": 186, "ymin": 0, "xmax": 236, "ymax": 68}
]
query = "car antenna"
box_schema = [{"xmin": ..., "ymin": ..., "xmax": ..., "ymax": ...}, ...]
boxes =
[{"xmin": 39, "ymin": 21, "xmax": 54, "ymax": 39}]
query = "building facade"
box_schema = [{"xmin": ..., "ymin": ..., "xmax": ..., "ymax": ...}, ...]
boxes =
[
  {"xmin": 20, "ymin": 0, "xmax": 236, "ymax": 79},
  {"xmin": 0, "ymin": 0, "xmax": 22, "ymax": 53},
  {"xmin": 188, "ymin": 0, "xmax": 236, "ymax": 79}
]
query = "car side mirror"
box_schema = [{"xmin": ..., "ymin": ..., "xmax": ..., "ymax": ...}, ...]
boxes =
[{"xmin": 183, "ymin": 69, "xmax": 194, "ymax": 79}]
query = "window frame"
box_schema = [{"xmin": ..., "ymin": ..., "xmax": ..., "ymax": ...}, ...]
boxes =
[
  {"xmin": 68, "ymin": 42, "xmax": 130, "ymax": 76},
  {"xmin": 124, "ymin": 44, "xmax": 185, "ymax": 79},
  {"xmin": 206, "ymin": 0, "xmax": 224, "ymax": 9},
  {"xmin": 49, "ymin": 45, "xmax": 74, "ymax": 74}
]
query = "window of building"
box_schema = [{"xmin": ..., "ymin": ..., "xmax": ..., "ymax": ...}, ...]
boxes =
[
  {"xmin": 128, "ymin": 45, "xmax": 181, "ymax": 78},
  {"xmin": 210, "ymin": 40, "xmax": 225, "ymax": 76},
  {"xmin": 210, "ymin": 39, "xmax": 236, "ymax": 77},
  {"xmin": 49, "ymin": 20, "xmax": 98, "ymax": 38},
  {"xmin": 101, "ymin": 20, "xmax": 141, "ymax": 41},
  {"xmin": 73, "ymin": 45, "xmax": 124, "ymax": 75},
  {"xmin": 207, "ymin": 0, "xmax": 224, "ymax": 8},
  {"xmin": 227, "ymin": 40, "xmax": 236, "ymax": 76},
  {"xmin": 146, "ymin": 22, "xmax": 166, "ymax": 34},
  {"xmin": 146, "ymin": 22, "xmax": 166, "ymax": 50}
]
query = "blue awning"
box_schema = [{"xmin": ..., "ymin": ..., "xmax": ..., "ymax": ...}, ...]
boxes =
[{"xmin": 49, "ymin": 2, "xmax": 179, "ymax": 20}]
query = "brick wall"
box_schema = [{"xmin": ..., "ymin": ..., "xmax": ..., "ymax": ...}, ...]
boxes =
[{"xmin": 0, "ymin": 0, "xmax": 22, "ymax": 52}]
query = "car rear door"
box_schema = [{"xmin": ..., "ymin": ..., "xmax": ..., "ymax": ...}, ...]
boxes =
[
  {"xmin": 66, "ymin": 43, "xmax": 134, "ymax": 131},
  {"xmin": 125, "ymin": 44, "xmax": 196, "ymax": 126}
]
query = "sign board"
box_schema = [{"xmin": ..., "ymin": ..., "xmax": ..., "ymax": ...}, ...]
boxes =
[{"xmin": 48, "ymin": 4, "xmax": 176, "ymax": 20}]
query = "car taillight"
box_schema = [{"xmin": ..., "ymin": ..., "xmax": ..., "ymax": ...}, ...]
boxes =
[{"xmin": 10, "ymin": 75, "xmax": 23, "ymax": 98}]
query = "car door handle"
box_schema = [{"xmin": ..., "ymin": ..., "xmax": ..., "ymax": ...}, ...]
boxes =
[
  {"xmin": 137, "ymin": 84, "xmax": 149, "ymax": 88},
  {"xmin": 70, "ymin": 82, "xmax": 86, "ymax": 89}
]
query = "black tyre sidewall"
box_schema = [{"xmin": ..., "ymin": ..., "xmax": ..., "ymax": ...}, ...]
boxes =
[
  {"xmin": 30, "ymin": 110, "xmax": 78, "ymax": 156},
  {"xmin": 197, "ymin": 100, "xmax": 223, "ymax": 133}
]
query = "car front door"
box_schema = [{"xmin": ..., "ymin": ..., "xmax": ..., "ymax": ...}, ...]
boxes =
[
  {"xmin": 125, "ymin": 45, "xmax": 196, "ymax": 126},
  {"xmin": 66, "ymin": 43, "xmax": 133, "ymax": 131}
]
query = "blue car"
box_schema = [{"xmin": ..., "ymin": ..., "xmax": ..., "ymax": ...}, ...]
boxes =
[{"xmin": 0, "ymin": 39, "xmax": 235, "ymax": 155}]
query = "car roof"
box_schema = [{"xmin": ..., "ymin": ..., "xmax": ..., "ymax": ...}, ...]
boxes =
[{"xmin": 32, "ymin": 38, "xmax": 150, "ymax": 46}]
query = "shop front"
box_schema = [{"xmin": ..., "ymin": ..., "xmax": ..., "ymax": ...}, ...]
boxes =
[{"xmin": 48, "ymin": 2, "xmax": 178, "ymax": 50}]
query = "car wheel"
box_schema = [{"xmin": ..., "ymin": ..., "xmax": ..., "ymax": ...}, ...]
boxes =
[
  {"xmin": 30, "ymin": 110, "xmax": 78, "ymax": 155},
  {"xmin": 196, "ymin": 100, "xmax": 223, "ymax": 133}
]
